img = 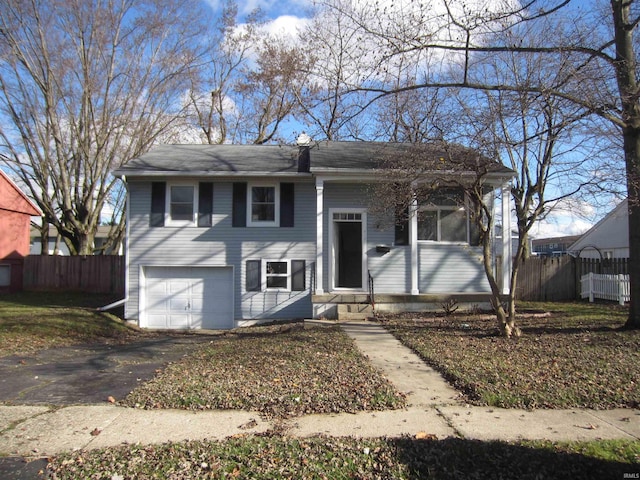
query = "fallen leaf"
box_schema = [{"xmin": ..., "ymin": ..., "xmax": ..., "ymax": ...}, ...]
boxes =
[
  {"xmin": 415, "ymin": 432, "xmax": 437, "ymax": 440},
  {"xmin": 239, "ymin": 419, "xmax": 257, "ymax": 430}
]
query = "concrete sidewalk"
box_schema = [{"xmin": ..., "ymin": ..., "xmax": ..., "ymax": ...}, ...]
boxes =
[{"xmin": 0, "ymin": 321, "xmax": 639, "ymax": 458}]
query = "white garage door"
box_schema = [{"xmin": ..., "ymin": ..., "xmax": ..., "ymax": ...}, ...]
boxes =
[{"xmin": 143, "ymin": 266, "xmax": 233, "ymax": 330}]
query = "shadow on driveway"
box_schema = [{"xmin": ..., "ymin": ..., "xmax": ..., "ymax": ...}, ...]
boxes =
[{"xmin": 0, "ymin": 335, "xmax": 214, "ymax": 405}]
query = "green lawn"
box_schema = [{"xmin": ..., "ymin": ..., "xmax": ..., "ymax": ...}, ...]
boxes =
[
  {"xmin": 382, "ymin": 301, "xmax": 640, "ymax": 409},
  {"xmin": 0, "ymin": 292, "xmax": 138, "ymax": 357}
]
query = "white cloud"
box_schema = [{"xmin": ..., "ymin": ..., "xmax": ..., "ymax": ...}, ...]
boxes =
[
  {"xmin": 262, "ymin": 15, "xmax": 310, "ymax": 38},
  {"xmin": 531, "ymin": 214, "xmax": 593, "ymax": 239},
  {"xmin": 530, "ymin": 199, "xmax": 598, "ymax": 239}
]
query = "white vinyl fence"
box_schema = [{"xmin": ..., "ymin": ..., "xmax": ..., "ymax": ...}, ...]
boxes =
[{"xmin": 580, "ymin": 273, "xmax": 630, "ymax": 305}]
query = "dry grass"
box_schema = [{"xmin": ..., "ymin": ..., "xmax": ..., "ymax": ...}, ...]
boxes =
[
  {"xmin": 48, "ymin": 436, "xmax": 640, "ymax": 479},
  {"xmin": 121, "ymin": 322, "xmax": 406, "ymax": 418},
  {"xmin": 382, "ymin": 302, "xmax": 640, "ymax": 409},
  {"xmin": 0, "ymin": 292, "xmax": 137, "ymax": 357}
]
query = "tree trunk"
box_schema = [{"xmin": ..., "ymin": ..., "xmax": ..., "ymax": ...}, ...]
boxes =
[
  {"xmin": 611, "ymin": 0, "xmax": 640, "ymax": 329},
  {"xmin": 38, "ymin": 224, "xmax": 49, "ymax": 255},
  {"xmin": 623, "ymin": 126, "xmax": 640, "ymax": 329},
  {"xmin": 480, "ymin": 228, "xmax": 520, "ymax": 337}
]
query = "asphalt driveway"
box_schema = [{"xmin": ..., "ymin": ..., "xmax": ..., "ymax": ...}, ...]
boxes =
[{"xmin": 0, "ymin": 335, "xmax": 213, "ymax": 405}]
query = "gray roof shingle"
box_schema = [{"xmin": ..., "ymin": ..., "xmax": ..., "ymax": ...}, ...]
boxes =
[{"xmin": 114, "ymin": 141, "xmax": 513, "ymax": 177}]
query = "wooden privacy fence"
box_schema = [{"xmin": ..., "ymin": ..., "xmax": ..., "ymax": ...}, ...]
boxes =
[
  {"xmin": 580, "ymin": 273, "xmax": 630, "ymax": 305},
  {"xmin": 578, "ymin": 257, "xmax": 629, "ymax": 275},
  {"xmin": 515, "ymin": 256, "xmax": 576, "ymax": 301},
  {"xmin": 19, "ymin": 254, "xmax": 629, "ymax": 301},
  {"xmin": 23, "ymin": 255, "xmax": 125, "ymax": 295},
  {"xmin": 514, "ymin": 256, "xmax": 629, "ymax": 302}
]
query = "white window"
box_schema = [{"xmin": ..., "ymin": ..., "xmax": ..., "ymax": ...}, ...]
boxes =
[
  {"xmin": 417, "ymin": 189, "xmax": 470, "ymax": 243},
  {"xmin": 0, "ymin": 264, "xmax": 10, "ymax": 287},
  {"xmin": 166, "ymin": 184, "xmax": 198, "ymax": 226},
  {"xmin": 248, "ymin": 183, "xmax": 279, "ymax": 226},
  {"xmin": 263, "ymin": 259, "xmax": 290, "ymax": 290}
]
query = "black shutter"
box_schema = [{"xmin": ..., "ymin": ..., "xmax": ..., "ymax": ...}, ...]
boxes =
[
  {"xmin": 395, "ymin": 206, "xmax": 409, "ymax": 245},
  {"xmin": 198, "ymin": 182, "xmax": 213, "ymax": 227},
  {"xmin": 280, "ymin": 183, "xmax": 294, "ymax": 227},
  {"xmin": 246, "ymin": 260, "xmax": 261, "ymax": 291},
  {"xmin": 150, "ymin": 182, "xmax": 166, "ymax": 227},
  {"xmin": 291, "ymin": 260, "xmax": 305, "ymax": 291},
  {"xmin": 232, "ymin": 183, "xmax": 247, "ymax": 227}
]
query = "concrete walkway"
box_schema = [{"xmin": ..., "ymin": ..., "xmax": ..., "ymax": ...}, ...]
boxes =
[{"xmin": 0, "ymin": 321, "xmax": 639, "ymax": 458}]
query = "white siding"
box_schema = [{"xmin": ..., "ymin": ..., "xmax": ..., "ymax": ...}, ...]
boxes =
[
  {"xmin": 126, "ymin": 179, "xmax": 315, "ymax": 323},
  {"xmin": 321, "ymin": 183, "xmax": 491, "ymax": 295},
  {"xmin": 323, "ymin": 183, "xmax": 410, "ymax": 293},
  {"xmin": 418, "ymin": 243, "xmax": 489, "ymax": 293},
  {"xmin": 570, "ymin": 199, "xmax": 629, "ymax": 259},
  {"xmin": 126, "ymin": 178, "xmax": 495, "ymax": 325}
]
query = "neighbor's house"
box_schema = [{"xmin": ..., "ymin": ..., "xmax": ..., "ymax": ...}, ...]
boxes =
[
  {"xmin": 568, "ymin": 199, "xmax": 629, "ymax": 260},
  {"xmin": 0, "ymin": 170, "xmax": 41, "ymax": 292},
  {"xmin": 532, "ymin": 235, "xmax": 581, "ymax": 257},
  {"xmin": 30, "ymin": 225, "xmax": 123, "ymax": 256},
  {"xmin": 114, "ymin": 141, "xmax": 514, "ymax": 330}
]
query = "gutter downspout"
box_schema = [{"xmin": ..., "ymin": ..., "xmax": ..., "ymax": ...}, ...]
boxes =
[{"xmin": 97, "ymin": 298, "xmax": 126, "ymax": 312}]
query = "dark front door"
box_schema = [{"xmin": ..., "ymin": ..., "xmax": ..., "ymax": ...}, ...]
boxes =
[{"xmin": 336, "ymin": 221, "xmax": 362, "ymax": 288}]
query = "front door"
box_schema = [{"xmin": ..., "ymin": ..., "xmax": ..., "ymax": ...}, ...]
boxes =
[{"xmin": 332, "ymin": 212, "xmax": 364, "ymax": 289}]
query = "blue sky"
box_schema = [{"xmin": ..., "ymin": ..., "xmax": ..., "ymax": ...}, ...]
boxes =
[
  {"xmin": 196, "ymin": 0, "xmax": 615, "ymax": 239},
  {"xmin": 204, "ymin": 0, "xmax": 313, "ymax": 21}
]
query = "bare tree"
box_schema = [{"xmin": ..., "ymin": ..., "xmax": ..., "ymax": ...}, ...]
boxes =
[
  {"xmin": 182, "ymin": 1, "xmax": 262, "ymax": 145},
  {"xmin": 236, "ymin": 36, "xmax": 310, "ymax": 144},
  {"xmin": 181, "ymin": 2, "xmax": 309, "ymax": 145},
  {"xmin": 369, "ymin": 144, "xmax": 516, "ymax": 334},
  {"xmin": 295, "ymin": 0, "xmax": 375, "ymax": 140},
  {"xmin": 318, "ymin": 0, "xmax": 640, "ymax": 329},
  {"xmin": 0, "ymin": 0, "xmax": 208, "ymax": 255}
]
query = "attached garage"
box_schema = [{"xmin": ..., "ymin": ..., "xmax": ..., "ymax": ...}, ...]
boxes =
[{"xmin": 141, "ymin": 266, "xmax": 234, "ymax": 330}]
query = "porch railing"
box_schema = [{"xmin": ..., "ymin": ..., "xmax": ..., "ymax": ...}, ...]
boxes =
[
  {"xmin": 368, "ymin": 270, "xmax": 375, "ymax": 314},
  {"xmin": 580, "ymin": 272, "xmax": 630, "ymax": 305}
]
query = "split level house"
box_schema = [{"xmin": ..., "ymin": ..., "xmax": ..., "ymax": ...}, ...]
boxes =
[{"xmin": 114, "ymin": 141, "xmax": 514, "ymax": 330}]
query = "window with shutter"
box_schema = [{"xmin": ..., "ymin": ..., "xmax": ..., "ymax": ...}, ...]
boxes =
[{"xmin": 246, "ymin": 259, "xmax": 306, "ymax": 292}]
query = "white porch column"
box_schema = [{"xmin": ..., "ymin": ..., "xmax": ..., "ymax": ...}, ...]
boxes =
[
  {"xmin": 315, "ymin": 178, "xmax": 324, "ymax": 295},
  {"xmin": 501, "ymin": 183, "xmax": 512, "ymax": 295},
  {"xmin": 410, "ymin": 184, "xmax": 419, "ymax": 295}
]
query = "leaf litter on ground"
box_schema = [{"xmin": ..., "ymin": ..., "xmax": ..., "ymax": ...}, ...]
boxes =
[
  {"xmin": 121, "ymin": 322, "xmax": 406, "ymax": 418},
  {"xmin": 47, "ymin": 435, "xmax": 640, "ymax": 479},
  {"xmin": 381, "ymin": 302, "xmax": 640, "ymax": 409}
]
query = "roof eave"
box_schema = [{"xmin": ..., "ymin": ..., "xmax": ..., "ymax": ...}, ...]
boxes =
[{"xmin": 115, "ymin": 170, "xmax": 309, "ymax": 179}]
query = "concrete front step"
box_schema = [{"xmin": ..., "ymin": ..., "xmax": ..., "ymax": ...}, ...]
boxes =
[{"xmin": 337, "ymin": 303, "xmax": 374, "ymax": 320}]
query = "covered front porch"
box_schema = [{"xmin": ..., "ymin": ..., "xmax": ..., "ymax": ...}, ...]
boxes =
[{"xmin": 312, "ymin": 292, "xmax": 499, "ymax": 320}]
